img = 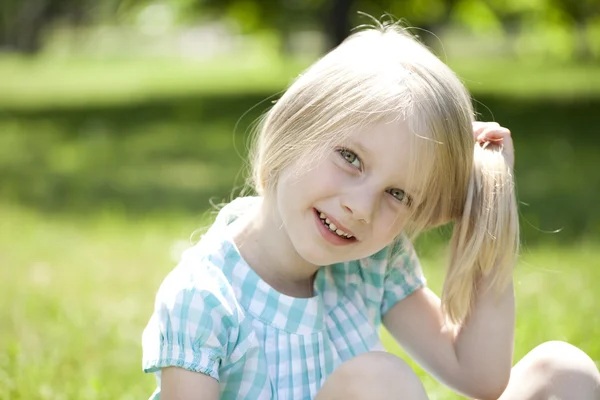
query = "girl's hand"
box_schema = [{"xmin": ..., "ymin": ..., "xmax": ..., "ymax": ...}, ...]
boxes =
[{"xmin": 472, "ymin": 121, "xmax": 514, "ymax": 169}]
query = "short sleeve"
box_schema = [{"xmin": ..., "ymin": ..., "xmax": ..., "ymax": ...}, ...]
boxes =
[
  {"xmin": 142, "ymin": 254, "xmax": 242, "ymax": 381},
  {"xmin": 380, "ymin": 237, "xmax": 426, "ymax": 316}
]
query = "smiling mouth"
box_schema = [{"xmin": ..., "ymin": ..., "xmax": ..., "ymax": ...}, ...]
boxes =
[{"xmin": 315, "ymin": 209, "xmax": 355, "ymax": 239}]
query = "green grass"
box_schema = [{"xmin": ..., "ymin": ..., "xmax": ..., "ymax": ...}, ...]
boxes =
[
  {"xmin": 1, "ymin": 51, "xmax": 599, "ymax": 399},
  {"xmin": 385, "ymin": 241, "xmax": 600, "ymax": 399},
  {"xmin": 0, "ymin": 204, "xmax": 598, "ymax": 400},
  {"xmin": 0, "ymin": 56, "xmax": 304, "ymax": 111},
  {"xmin": 1, "ymin": 55, "xmax": 600, "ymax": 112},
  {"xmin": 448, "ymin": 58, "xmax": 600, "ymax": 99},
  {"xmin": 1, "ymin": 93, "xmax": 599, "ymax": 244}
]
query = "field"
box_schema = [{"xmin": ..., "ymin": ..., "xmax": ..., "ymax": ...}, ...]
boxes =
[
  {"xmin": 1, "ymin": 206, "xmax": 598, "ymax": 399},
  {"xmin": 1, "ymin": 56, "xmax": 599, "ymax": 399}
]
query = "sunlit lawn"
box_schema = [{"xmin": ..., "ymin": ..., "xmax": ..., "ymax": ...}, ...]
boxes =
[
  {"xmin": 0, "ymin": 204, "xmax": 598, "ymax": 399},
  {"xmin": 1, "ymin": 52, "xmax": 599, "ymax": 399},
  {"xmin": 1, "ymin": 55, "xmax": 600, "ymax": 111}
]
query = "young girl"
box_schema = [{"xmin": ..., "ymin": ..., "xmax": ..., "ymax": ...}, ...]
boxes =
[{"xmin": 142, "ymin": 22, "xmax": 600, "ymax": 399}]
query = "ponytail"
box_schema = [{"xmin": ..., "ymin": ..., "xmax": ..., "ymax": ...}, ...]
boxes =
[{"xmin": 442, "ymin": 142, "xmax": 519, "ymax": 324}]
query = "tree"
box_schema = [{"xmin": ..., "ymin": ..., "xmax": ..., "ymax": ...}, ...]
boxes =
[
  {"xmin": 0, "ymin": 0, "xmax": 121, "ymax": 54},
  {"xmin": 551, "ymin": 0, "xmax": 600, "ymax": 60}
]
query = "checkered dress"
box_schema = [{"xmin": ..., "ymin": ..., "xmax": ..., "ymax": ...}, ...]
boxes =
[{"xmin": 142, "ymin": 197, "xmax": 426, "ymax": 399}]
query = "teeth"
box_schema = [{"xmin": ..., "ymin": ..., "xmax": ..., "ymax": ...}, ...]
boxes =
[{"xmin": 317, "ymin": 210, "xmax": 354, "ymax": 239}]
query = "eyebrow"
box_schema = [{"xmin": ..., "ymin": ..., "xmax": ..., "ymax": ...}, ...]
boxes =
[{"xmin": 349, "ymin": 141, "xmax": 370, "ymax": 158}]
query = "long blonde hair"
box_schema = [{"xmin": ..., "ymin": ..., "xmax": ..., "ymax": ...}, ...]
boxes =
[{"xmin": 248, "ymin": 21, "xmax": 519, "ymax": 324}]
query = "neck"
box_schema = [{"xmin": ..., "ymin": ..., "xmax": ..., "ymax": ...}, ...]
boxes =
[{"xmin": 231, "ymin": 196, "xmax": 319, "ymax": 298}]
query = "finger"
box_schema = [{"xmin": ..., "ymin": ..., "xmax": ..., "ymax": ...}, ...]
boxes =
[
  {"xmin": 472, "ymin": 121, "xmax": 500, "ymax": 138},
  {"xmin": 473, "ymin": 121, "xmax": 500, "ymax": 129},
  {"xmin": 477, "ymin": 127, "xmax": 511, "ymax": 142}
]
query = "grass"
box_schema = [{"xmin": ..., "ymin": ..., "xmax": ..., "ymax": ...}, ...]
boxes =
[
  {"xmin": 386, "ymin": 241, "xmax": 600, "ymax": 399},
  {"xmin": 1, "ymin": 93, "xmax": 599, "ymax": 244},
  {"xmin": 0, "ymin": 204, "xmax": 598, "ymax": 400},
  {"xmin": 1, "ymin": 55, "xmax": 600, "ymax": 112},
  {"xmin": 0, "ymin": 56, "xmax": 304, "ymax": 111},
  {"xmin": 1, "ymin": 51, "xmax": 599, "ymax": 399}
]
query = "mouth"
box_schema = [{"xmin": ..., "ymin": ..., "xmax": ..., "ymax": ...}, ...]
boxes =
[{"xmin": 314, "ymin": 208, "xmax": 357, "ymax": 241}]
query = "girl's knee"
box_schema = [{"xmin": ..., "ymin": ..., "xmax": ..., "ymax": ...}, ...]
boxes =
[
  {"xmin": 316, "ymin": 351, "xmax": 428, "ymax": 400},
  {"xmin": 527, "ymin": 341, "xmax": 598, "ymax": 376},
  {"xmin": 524, "ymin": 341, "xmax": 600, "ymax": 398}
]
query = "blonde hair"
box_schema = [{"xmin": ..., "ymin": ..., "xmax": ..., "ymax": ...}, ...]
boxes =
[{"xmin": 248, "ymin": 21, "xmax": 519, "ymax": 324}]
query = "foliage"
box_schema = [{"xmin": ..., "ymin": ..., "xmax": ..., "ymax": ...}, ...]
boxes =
[{"xmin": 1, "ymin": 0, "xmax": 599, "ymax": 59}]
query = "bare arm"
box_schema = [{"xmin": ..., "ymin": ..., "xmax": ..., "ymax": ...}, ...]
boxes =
[
  {"xmin": 160, "ymin": 367, "xmax": 220, "ymax": 400},
  {"xmin": 383, "ymin": 274, "xmax": 515, "ymax": 400}
]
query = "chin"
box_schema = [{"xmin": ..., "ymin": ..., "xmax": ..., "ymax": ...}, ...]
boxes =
[
  {"xmin": 295, "ymin": 236, "xmax": 344, "ymax": 265},
  {"xmin": 294, "ymin": 242, "xmax": 334, "ymax": 266},
  {"xmin": 296, "ymin": 240, "xmax": 359, "ymax": 266}
]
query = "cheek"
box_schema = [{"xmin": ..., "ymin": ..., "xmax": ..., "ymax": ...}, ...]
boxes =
[
  {"xmin": 375, "ymin": 208, "xmax": 408, "ymax": 239},
  {"xmin": 299, "ymin": 159, "xmax": 347, "ymax": 193},
  {"xmin": 276, "ymin": 160, "xmax": 341, "ymax": 206}
]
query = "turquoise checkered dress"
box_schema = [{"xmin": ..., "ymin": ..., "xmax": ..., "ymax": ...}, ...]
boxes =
[{"xmin": 142, "ymin": 197, "xmax": 426, "ymax": 399}]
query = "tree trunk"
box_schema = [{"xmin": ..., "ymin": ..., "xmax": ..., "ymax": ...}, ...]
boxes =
[
  {"xmin": 575, "ymin": 20, "xmax": 592, "ymax": 61},
  {"xmin": 1, "ymin": 0, "xmax": 52, "ymax": 54},
  {"xmin": 325, "ymin": 0, "xmax": 355, "ymax": 50}
]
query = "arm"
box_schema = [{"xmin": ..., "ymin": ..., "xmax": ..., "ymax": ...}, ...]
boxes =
[
  {"xmin": 383, "ymin": 274, "xmax": 515, "ymax": 400},
  {"xmin": 383, "ymin": 121, "xmax": 516, "ymax": 399},
  {"xmin": 142, "ymin": 256, "xmax": 243, "ymax": 400},
  {"xmin": 161, "ymin": 367, "xmax": 220, "ymax": 400}
]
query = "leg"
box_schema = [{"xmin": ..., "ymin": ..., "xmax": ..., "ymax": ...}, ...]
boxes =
[
  {"xmin": 498, "ymin": 341, "xmax": 600, "ymax": 400},
  {"xmin": 316, "ymin": 351, "xmax": 428, "ymax": 400}
]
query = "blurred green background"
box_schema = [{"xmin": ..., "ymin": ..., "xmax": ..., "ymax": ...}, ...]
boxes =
[{"xmin": 0, "ymin": 1, "xmax": 599, "ymax": 399}]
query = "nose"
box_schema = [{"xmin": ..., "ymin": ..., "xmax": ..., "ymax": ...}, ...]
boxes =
[{"xmin": 340, "ymin": 187, "xmax": 378, "ymax": 224}]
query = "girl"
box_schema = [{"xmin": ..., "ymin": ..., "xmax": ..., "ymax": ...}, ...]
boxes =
[{"xmin": 142, "ymin": 22, "xmax": 600, "ymax": 399}]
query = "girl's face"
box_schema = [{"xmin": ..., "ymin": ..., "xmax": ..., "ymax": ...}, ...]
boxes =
[{"xmin": 274, "ymin": 120, "xmax": 424, "ymax": 267}]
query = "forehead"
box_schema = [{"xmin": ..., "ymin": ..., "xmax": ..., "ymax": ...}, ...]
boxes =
[{"xmin": 347, "ymin": 120, "xmax": 411, "ymax": 160}]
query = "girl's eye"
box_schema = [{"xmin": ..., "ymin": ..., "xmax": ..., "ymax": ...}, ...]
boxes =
[
  {"xmin": 387, "ymin": 188, "xmax": 412, "ymax": 207},
  {"xmin": 339, "ymin": 149, "xmax": 361, "ymax": 169}
]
